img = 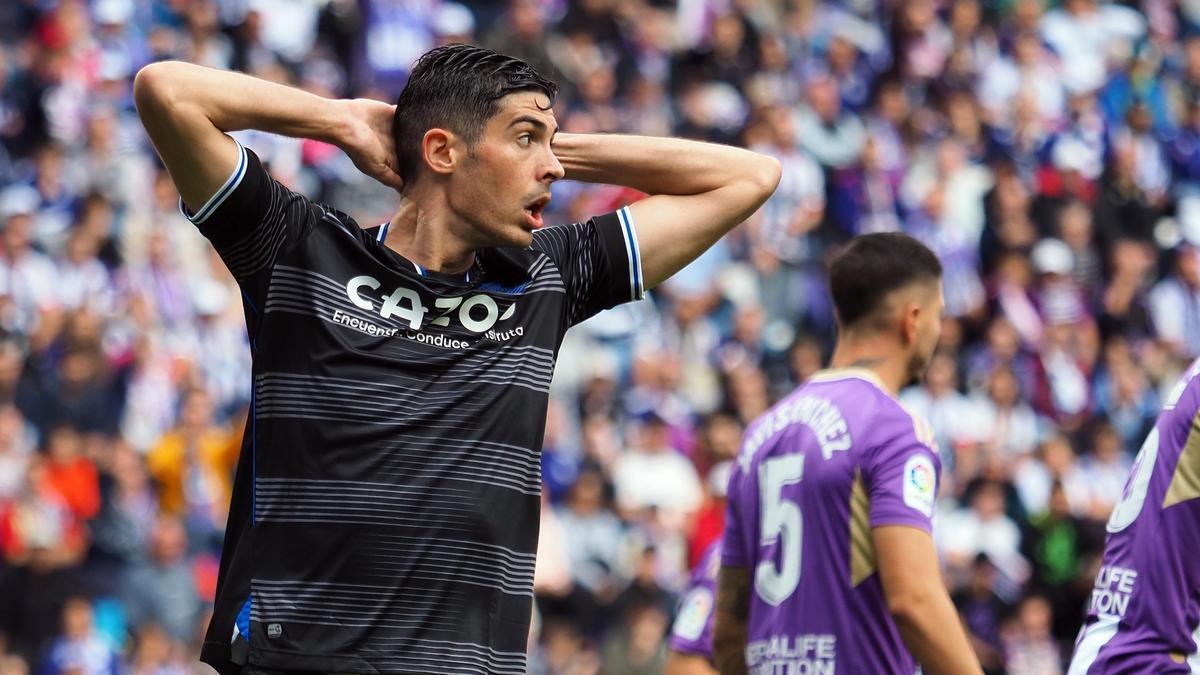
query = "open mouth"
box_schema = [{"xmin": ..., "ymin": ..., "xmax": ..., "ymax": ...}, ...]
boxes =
[{"xmin": 524, "ymin": 194, "xmax": 551, "ymax": 228}]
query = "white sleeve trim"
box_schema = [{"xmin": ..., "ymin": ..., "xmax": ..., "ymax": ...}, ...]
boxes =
[
  {"xmin": 615, "ymin": 205, "xmax": 645, "ymax": 300},
  {"xmin": 178, "ymin": 140, "xmax": 248, "ymax": 225}
]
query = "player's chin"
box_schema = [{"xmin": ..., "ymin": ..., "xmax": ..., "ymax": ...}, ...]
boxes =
[{"xmin": 510, "ymin": 221, "xmax": 537, "ymax": 246}]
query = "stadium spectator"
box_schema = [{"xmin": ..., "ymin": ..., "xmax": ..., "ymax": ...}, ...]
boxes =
[
  {"xmin": 117, "ymin": 515, "xmax": 200, "ymax": 643},
  {"xmin": 952, "ymin": 554, "xmax": 1011, "ymax": 675},
  {"xmin": 38, "ymin": 596, "xmax": 120, "ymax": 675}
]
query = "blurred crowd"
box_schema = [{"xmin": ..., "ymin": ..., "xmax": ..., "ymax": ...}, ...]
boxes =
[{"xmin": 1, "ymin": 0, "xmax": 1199, "ymax": 673}]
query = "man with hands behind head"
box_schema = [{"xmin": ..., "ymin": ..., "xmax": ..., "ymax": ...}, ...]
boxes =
[{"xmin": 134, "ymin": 44, "xmax": 779, "ymax": 674}]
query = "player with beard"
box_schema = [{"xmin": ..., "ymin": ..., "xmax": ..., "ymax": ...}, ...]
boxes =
[
  {"xmin": 134, "ymin": 44, "xmax": 781, "ymax": 674},
  {"xmin": 712, "ymin": 233, "xmax": 983, "ymax": 675}
]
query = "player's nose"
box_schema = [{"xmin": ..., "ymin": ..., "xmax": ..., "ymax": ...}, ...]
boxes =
[{"xmin": 542, "ymin": 148, "xmax": 564, "ymax": 183}]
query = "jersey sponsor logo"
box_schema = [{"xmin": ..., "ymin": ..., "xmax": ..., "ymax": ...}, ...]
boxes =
[
  {"xmin": 739, "ymin": 395, "xmax": 852, "ymax": 470},
  {"xmin": 337, "ymin": 275, "xmax": 527, "ymax": 346},
  {"xmin": 746, "ymin": 634, "xmax": 836, "ymax": 675},
  {"xmin": 903, "ymin": 454, "xmax": 936, "ymax": 517},
  {"xmin": 672, "ymin": 587, "xmax": 713, "ymax": 642},
  {"xmin": 332, "ymin": 309, "xmax": 401, "ymax": 338},
  {"xmin": 345, "ymin": 275, "xmax": 518, "ymax": 334},
  {"xmin": 267, "ymin": 623, "xmax": 282, "ymax": 639},
  {"xmin": 1089, "ymin": 565, "xmax": 1138, "ymax": 617}
]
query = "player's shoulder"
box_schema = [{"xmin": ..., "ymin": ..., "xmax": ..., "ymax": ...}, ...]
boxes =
[
  {"xmin": 307, "ymin": 203, "xmax": 369, "ymax": 243},
  {"xmin": 529, "ymin": 208, "xmax": 630, "ymax": 257},
  {"xmin": 699, "ymin": 538, "xmax": 723, "ymax": 581},
  {"xmin": 1164, "ymin": 356, "xmax": 1200, "ymax": 415},
  {"xmin": 805, "ymin": 369, "xmax": 938, "ymax": 449},
  {"xmin": 805, "ymin": 370, "xmax": 925, "ymax": 428},
  {"xmin": 528, "ymin": 220, "xmax": 589, "ymax": 258},
  {"xmin": 481, "ymin": 241, "xmax": 556, "ymax": 289}
]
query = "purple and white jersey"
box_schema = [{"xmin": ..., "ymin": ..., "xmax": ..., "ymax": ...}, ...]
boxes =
[
  {"xmin": 722, "ymin": 369, "xmax": 941, "ymax": 675},
  {"xmin": 1068, "ymin": 358, "xmax": 1200, "ymax": 675},
  {"xmin": 669, "ymin": 538, "xmax": 722, "ymax": 658}
]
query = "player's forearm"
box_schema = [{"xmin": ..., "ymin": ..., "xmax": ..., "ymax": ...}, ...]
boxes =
[
  {"xmin": 552, "ymin": 133, "xmax": 780, "ymax": 198},
  {"xmin": 711, "ymin": 619, "xmax": 748, "ymax": 675},
  {"xmin": 134, "ymin": 61, "xmax": 349, "ymax": 145},
  {"xmin": 713, "ymin": 566, "xmax": 751, "ymax": 675},
  {"xmin": 890, "ymin": 591, "xmax": 984, "ymax": 675},
  {"xmin": 665, "ymin": 652, "xmax": 719, "ymax": 675}
]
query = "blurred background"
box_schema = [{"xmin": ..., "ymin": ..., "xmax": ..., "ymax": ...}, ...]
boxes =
[{"xmin": 0, "ymin": 0, "xmax": 1196, "ymax": 673}]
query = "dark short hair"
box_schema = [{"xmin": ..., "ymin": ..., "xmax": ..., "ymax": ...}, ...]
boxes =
[
  {"xmin": 827, "ymin": 233, "xmax": 942, "ymax": 329},
  {"xmin": 393, "ymin": 44, "xmax": 558, "ymax": 187}
]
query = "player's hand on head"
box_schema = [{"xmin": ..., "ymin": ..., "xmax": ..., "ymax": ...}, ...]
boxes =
[{"xmin": 341, "ymin": 98, "xmax": 404, "ymax": 191}]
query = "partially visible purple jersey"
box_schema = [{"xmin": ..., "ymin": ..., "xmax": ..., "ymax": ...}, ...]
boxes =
[
  {"xmin": 669, "ymin": 538, "xmax": 722, "ymax": 658},
  {"xmin": 721, "ymin": 369, "xmax": 941, "ymax": 675},
  {"xmin": 1068, "ymin": 358, "xmax": 1200, "ymax": 675}
]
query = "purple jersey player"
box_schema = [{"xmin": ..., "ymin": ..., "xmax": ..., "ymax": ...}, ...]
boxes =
[
  {"xmin": 1068, "ymin": 357, "xmax": 1200, "ymax": 674},
  {"xmin": 712, "ymin": 234, "xmax": 982, "ymax": 675},
  {"xmin": 666, "ymin": 539, "xmax": 722, "ymax": 674},
  {"xmin": 721, "ymin": 370, "xmax": 942, "ymax": 673}
]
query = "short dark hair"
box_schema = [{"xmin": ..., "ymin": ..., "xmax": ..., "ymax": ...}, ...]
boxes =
[
  {"xmin": 827, "ymin": 233, "xmax": 942, "ymax": 328},
  {"xmin": 393, "ymin": 44, "xmax": 558, "ymax": 188}
]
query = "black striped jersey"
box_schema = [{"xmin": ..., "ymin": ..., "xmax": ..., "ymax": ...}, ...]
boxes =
[{"xmin": 190, "ymin": 141, "xmax": 645, "ymax": 674}]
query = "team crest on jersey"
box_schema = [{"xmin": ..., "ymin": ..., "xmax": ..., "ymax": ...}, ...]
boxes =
[
  {"xmin": 903, "ymin": 454, "xmax": 936, "ymax": 517},
  {"xmin": 673, "ymin": 588, "xmax": 714, "ymax": 641}
]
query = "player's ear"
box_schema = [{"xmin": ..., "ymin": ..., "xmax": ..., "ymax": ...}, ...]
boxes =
[
  {"xmin": 421, "ymin": 128, "xmax": 458, "ymax": 176},
  {"xmin": 901, "ymin": 300, "xmax": 921, "ymax": 346}
]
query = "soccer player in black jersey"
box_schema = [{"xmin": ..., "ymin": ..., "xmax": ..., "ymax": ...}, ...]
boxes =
[{"xmin": 133, "ymin": 45, "xmax": 780, "ymax": 674}]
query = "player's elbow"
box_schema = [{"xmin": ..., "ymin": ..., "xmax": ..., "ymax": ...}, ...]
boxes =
[
  {"xmin": 885, "ymin": 585, "xmax": 937, "ymax": 627},
  {"xmin": 133, "ymin": 61, "xmax": 187, "ymax": 118},
  {"xmin": 746, "ymin": 154, "xmax": 782, "ymax": 201}
]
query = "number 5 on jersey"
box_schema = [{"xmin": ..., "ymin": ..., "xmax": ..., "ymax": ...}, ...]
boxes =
[{"xmin": 756, "ymin": 454, "xmax": 805, "ymax": 606}]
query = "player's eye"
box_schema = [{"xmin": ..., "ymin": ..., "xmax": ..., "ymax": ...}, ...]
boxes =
[{"xmin": 518, "ymin": 133, "xmax": 533, "ymax": 146}]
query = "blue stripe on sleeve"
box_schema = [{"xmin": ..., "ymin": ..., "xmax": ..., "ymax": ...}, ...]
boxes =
[{"xmin": 616, "ymin": 206, "xmax": 644, "ymax": 299}]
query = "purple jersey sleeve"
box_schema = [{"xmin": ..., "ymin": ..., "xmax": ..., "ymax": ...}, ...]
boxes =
[
  {"xmin": 669, "ymin": 539, "xmax": 723, "ymax": 657},
  {"xmin": 720, "ymin": 454, "xmax": 748, "ymax": 564},
  {"xmin": 862, "ymin": 412, "xmax": 940, "ymax": 533}
]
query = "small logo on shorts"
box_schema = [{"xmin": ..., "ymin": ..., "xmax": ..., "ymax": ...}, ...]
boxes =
[{"xmin": 267, "ymin": 623, "xmax": 282, "ymax": 639}]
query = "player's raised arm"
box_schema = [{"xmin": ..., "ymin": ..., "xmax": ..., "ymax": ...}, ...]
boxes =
[
  {"xmin": 551, "ymin": 133, "xmax": 781, "ymax": 290},
  {"xmin": 133, "ymin": 60, "xmax": 403, "ymax": 213},
  {"xmin": 875, "ymin": 526, "xmax": 983, "ymax": 675}
]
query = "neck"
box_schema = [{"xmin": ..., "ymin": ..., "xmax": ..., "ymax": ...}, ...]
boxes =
[
  {"xmin": 828, "ymin": 332, "xmax": 909, "ymax": 396},
  {"xmin": 385, "ymin": 193, "xmax": 477, "ymax": 275}
]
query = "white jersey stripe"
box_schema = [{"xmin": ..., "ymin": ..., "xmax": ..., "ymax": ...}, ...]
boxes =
[
  {"xmin": 1068, "ymin": 615, "xmax": 1121, "ymax": 675},
  {"xmin": 616, "ymin": 206, "xmax": 645, "ymax": 300},
  {"xmin": 1188, "ymin": 619, "xmax": 1200, "ymax": 673},
  {"xmin": 180, "ymin": 140, "xmax": 248, "ymax": 224}
]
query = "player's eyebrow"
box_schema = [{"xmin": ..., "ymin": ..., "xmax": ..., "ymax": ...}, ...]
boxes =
[{"xmin": 510, "ymin": 115, "xmax": 558, "ymax": 136}]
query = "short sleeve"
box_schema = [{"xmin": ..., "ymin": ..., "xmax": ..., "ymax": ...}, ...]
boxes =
[
  {"xmin": 668, "ymin": 543, "xmax": 721, "ymax": 657},
  {"xmin": 529, "ymin": 206, "xmax": 645, "ymax": 327},
  {"xmin": 668, "ymin": 583, "xmax": 715, "ymax": 656},
  {"xmin": 179, "ymin": 140, "xmax": 318, "ymax": 311},
  {"xmin": 720, "ymin": 458, "xmax": 754, "ymax": 568},
  {"xmin": 861, "ymin": 413, "xmax": 941, "ymax": 534}
]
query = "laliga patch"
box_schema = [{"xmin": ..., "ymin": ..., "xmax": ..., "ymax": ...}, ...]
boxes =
[
  {"xmin": 672, "ymin": 587, "xmax": 714, "ymax": 641},
  {"xmin": 902, "ymin": 454, "xmax": 936, "ymax": 517}
]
